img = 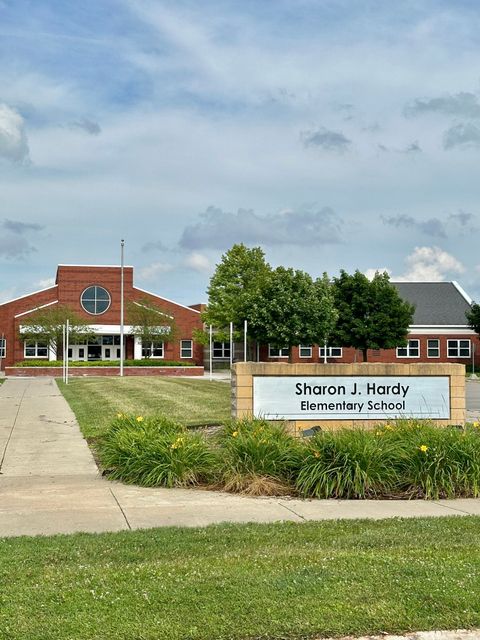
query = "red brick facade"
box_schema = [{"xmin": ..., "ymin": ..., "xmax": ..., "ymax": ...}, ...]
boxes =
[{"xmin": 0, "ymin": 265, "xmax": 204, "ymax": 370}]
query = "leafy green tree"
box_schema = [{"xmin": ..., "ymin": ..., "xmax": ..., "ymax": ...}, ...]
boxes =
[
  {"xmin": 19, "ymin": 304, "xmax": 95, "ymax": 356},
  {"xmin": 466, "ymin": 303, "xmax": 480, "ymax": 336},
  {"xmin": 248, "ymin": 268, "xmax": 338, "ymax": 352},
  {"xmin": 202, "ymin": 243, "xmax": 271, "ymax": 340},
  {"xmin": 332, "ymin": 270, "xmax": 414, "ymax": 362},
  {"xmin": 127, "ymin": 297, "xmax": 177, "ymax": 356}
]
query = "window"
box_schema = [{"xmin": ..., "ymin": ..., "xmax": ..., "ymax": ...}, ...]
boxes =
[
  {"xmin": 319, "ymin": 347, "xmax": 343, "ymax": 358},
  {"xmin": 102, "ymin": 335, "xmax": 114, "ymax": 345},
  {"xmin": 24, "ymin": 340, "xmax": 48, "ymax": 358},
  {"xmin": 396, "ymin": 339, "xmax": 420, "ymax": 358},
  {"xmin": 447, "ymin": 339, "xmax": 471, "ymax": 358},
  {"xmin": 180, "ymin": 340, "xmax": 193, "ymax": 358},
  {"xmin": 142, "ymin": 341, "xmax": 164, "ymax": 358},
  {"xmin": 0, "ymin": 338, "xmax": 5, "ymax": 359},
  {"xmin": 79, "ymin": 348, "xmax": 85, "ymax": 359},
  {"xmin": 427, "ymin": 339, "xmax": 440, "ymax": 358},
  {"xmin": 80, "ymin": 285, "xmax": 111, "ymax": 315},
  {"xmin": 213, "ymin": 341, "xmax": 230, "ymax": 359},
  {"xmin": 105, "ymin": 348, "xmax": 111, "ymax": 358},
  {"xmin": 299, "ymin": 345, "xmax": 312, "ymax": 358},
  {"xmin": 268, "ymin": 345, "xmax": 290, "ymax": 358}
]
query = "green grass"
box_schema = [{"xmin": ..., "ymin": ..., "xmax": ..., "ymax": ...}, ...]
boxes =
[
  {"xmin": 57, "ymin": 377, "xmax": 230, "ymax": 438},
  {"xmin": 2, "ymin": 518, "xmax": 480, "ymax": 639},
  {"xmin": 0, "ymin": 378, "xmax": 5, "ymax": 385}
]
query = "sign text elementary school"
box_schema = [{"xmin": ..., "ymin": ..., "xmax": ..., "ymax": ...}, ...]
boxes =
[
  {"xmin": 231, "ymin": 362, "xmax": 466, "ymax": 430},
  {"xmin": 253, "ymin": 376, "xmax": 450, "ymax": 420}
]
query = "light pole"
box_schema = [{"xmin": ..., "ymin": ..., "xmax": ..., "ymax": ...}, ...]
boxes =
[{"xmin": 120, "ymin": 239, "xmax": 125, "ymax": 377}]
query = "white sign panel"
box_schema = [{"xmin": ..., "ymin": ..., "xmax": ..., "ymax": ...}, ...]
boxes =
[{"xmin": 253, "ymin": 376, "xmax": 450, "ymax": 420}]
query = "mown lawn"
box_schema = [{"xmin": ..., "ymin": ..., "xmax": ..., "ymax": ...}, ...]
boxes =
[
  {"xmin": 57, "ymin": 377, "xmax": 231, "ymax": 438},
  {"xmin": 1, "ymin": 518, "xmax": 480, "ymax": 640}
]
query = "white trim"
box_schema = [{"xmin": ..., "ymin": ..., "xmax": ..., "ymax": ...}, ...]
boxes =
[
  {"xmin": 24, "ymin": 339, "xmax": 49, "ymax": 359},
  {"xmin": 1, "ymin": 285, "xmax": 58, "ymax": 307},
  {"xmin": 447, "ymin": 338, "xmax": 471, "ymax": 359},
  {"xmin": 132, "ymin": 300, "xmax": 174, "ymax": 319},
  {"xmin": 268, "ymin": 345, "xmax": 289, "ymax": 358},
  {"xmin": 15, "ymin": 300, "xmax": 59, "ymax": 318},
  {"xmin": 319, "ymin": 346, "xmax": 343, "ymax": 358},
  {"xmin": 427, "ymin": 338, "xmax": 440, "ymax": 359},
  {"xmin": 409, "ymin": 327, "xmax": 476, "ymax": 335},
  {"xmin": 396, "ymin": 339, "xmax": 420, "ymax": 358},
  {"xmin": 142, "ymin": 340, "xmax": 165, "ymax": 359},
  {"xmin": 0, "ymin": 337, "xmax": 6, "ymax": 359},
  {"xmin": 135, "ymin": 287, "xmax": 201, "ymax": 314},
  {"xmin": 452, "ymin": 281, "xmax": 473, "ymax": 305},
  {"xmin": 299, "ymin": 345, "xmax": 313, "ymax": 358},
  {"xmin": 57, "ymin": 264, "xmax": 134, "ymax": 268},
  {"xmin": 180, "ymin": 339, "xmax": 193, "ymax": 359}
]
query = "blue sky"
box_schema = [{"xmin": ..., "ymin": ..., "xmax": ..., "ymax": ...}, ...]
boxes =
[{"xmin": 1, "ymin": 0, "xmax": 480, "ymax": 304}]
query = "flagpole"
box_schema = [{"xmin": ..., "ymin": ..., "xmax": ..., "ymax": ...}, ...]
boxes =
[{"xmin": 120, "ymin": 239, "xmax": 125, "ymax": 378}]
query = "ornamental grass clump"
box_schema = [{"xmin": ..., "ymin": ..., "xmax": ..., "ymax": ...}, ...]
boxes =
[
  {"xmin": 99, "ymin": 414, "xmax": 216, "ymax": 488},
  {"xmin": 295, "ymin": 428, "xmax": 401, "ymax": 499},
  {"xmin": 217, "ymin": 417, "xmax": 301, "ymax": 495},
  {"xmin": 387, "ymin": 420, "xmax": 480, "ymax": 499}
]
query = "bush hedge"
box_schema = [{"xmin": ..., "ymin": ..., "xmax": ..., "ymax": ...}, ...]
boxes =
[
  {"xmin": 13, "ymin": 359, "xmax": 195, "ymax": 367},
  {"xmin": 97, "ymin": 416, "xmax": 480, "ymax": 499}
]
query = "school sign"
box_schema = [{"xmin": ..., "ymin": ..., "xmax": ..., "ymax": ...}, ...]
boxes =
[{"xmin": 232, "ymin": 363, "xmax": 465, "ymax": 432}]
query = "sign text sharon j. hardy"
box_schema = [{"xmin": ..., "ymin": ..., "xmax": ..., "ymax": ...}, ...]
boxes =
[{"xmin": 253, "ymin": 376, "xmax": 450, "ymax": 420}]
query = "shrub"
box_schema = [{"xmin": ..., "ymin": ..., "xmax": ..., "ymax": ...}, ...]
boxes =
[
  {"xmin": 99, "ymin": 414, "xmax": 216, "ymax": 487},
  {"xmin": 216, "ymin": 417, "xmax": 301, "ymax": 495},
  {"xmin": 295, "ymin": 428, "xmax": 401, "ymax": 499}
]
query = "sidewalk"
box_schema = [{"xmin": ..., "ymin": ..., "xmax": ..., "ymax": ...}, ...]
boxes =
[{"xmin": 2, "ymin": 377, "xmax": 480, "ymax": 538}]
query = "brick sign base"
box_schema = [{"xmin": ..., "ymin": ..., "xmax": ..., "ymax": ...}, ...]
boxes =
[{"xmin": 231, "ymin": 362, "xmax": 465, "ymax": 433}]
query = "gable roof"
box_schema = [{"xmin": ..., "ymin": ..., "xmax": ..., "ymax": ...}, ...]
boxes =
[{"xmin": 392, "ymin": 281, "xmax": 472, "ymax": 325}]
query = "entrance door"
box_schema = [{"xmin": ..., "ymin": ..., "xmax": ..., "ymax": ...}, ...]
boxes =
[{"xmin": 88, "ymin": 345, "xmax": 102, "ymax": 361}]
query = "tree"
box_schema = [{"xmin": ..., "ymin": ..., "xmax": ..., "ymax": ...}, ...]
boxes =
[
  {"xmin": 19, "ymin": 304, "xmax": 95, "ymax": 356},
  {"xmin": 331, "ymin": 270, "xmax": 414, "ymax": 362},
  {"xmin": 466, "ymin": 303, "xmax": 480, "ymax": 336},
  {"xmin": 127, "ymin": 297, "xmax": 177, "ymax": 356},
  {"xmin": 202, "ymin": 243, "xmax": 271, "ymax": 340},
  {"xmin": 248, "ymin": 268, "xmax": 338, "ymax": 351}
]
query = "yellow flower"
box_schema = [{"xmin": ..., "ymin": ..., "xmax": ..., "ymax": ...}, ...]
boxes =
[
  {"xmin": 313, "ymin": 451, "xmax": 320, "ymax": 459},
  {"xmin": 232, "ymin": 431, "xmax": 238, "ymax": 438},
  {"xmin": 473, "ymin": 421, "xmax": 480, "ymax": 428},
  {"xmin": 117, "ymin": 413, "xmax": 123, "ymax": 418},
  {"xmin": 136, "ymin": 416, "xmax": 144, "ymax": 422},
  {"xmin": 170, "ymin": 443, "xmax": 178, "ymax": 450},
  {"xmin": 375, "ymin": 430, "xmax": 382, "ymax": 436},
  {"xmin": 384, "ymin": 424, "xmax": 393, "ymax": 431},
  {"xmin": 419, "ymin": 444, "xmax": 428, "ymax": 453}
]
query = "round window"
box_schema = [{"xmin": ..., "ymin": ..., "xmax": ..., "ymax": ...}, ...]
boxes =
[{"xmin": 80, "ymin": 285, "xmax": 111, "ymax": 315}]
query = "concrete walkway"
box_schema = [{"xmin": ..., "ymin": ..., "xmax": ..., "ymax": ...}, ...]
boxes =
[{"xmin": 2, "ymin": 377, "xmax": 480, "ymax": 538}]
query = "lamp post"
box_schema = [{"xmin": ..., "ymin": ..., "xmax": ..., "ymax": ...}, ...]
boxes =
[{"xmin": 120, "ymin": 239, "xmax": 125, "ymax": 378}]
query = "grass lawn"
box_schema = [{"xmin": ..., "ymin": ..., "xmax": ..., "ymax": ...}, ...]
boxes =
[
  {"xmin": 1, "ymin": 517, "xmax": 480, "ymax": 640},
  {"xmin": 57, "ymin": 377, "xmax": 231, "ymax": 438}
]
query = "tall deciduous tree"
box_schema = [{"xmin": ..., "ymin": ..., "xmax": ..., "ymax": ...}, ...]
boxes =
[
  {"xmin": 127, "ymin": 298, "xmax": 177, "ymax": 354},
  {"xmin": 466, "ymin": 303, "xmax": 480, "ymax": 337},
  {"xmin": 19, "ymin": 304, "xmax": 95, "ymax": 355},
  {"xmin": 332, "ymin": 270, "xmax": 414, "ymax": 362},
  {"xmin": 248, "ymin": 268, "xmax": 338, "ymax": 351},
  {"xmin": 202, "ymin": 243, "xmax": 271, "ymax": 339}
]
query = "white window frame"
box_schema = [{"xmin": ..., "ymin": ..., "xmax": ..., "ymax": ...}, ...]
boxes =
[
  {"xmin": 141, "ymin": 341, "xmax": 164, "ymax": 359},
  {"xmin": 212, "ymin": 341, "xmax": 230, "ymax": 359},
  {"xmin": 299, "ymin": 345, "xmax": 312, "ymax": 358},
  {"xmin": 396, "ymin": 339, "xmax": 420, "ymax": 358},
  {"xmin": 447, "ymin": 339, "xmax": 471, "ymax": 358},
  {"xmin": 427, "ymin": 339, "xmax": 440, "ymax": 359},
  {"xmin": 0, "ymin": 338, "xmax": 5, "ymax": 359},
  {"xmin": 319, "ymin": 346, "xmax": 343, "ymax": 358},
  {"xmin": 24, "ymin": 340, "xmax": 49, "ymax": 359},
  {"xmin": 180, "ymin": 339, "xmax": 193, "ymax": 359},
  {"xmin": 268, "ymin": 345, "xmax": 290, "ymax": 358}
]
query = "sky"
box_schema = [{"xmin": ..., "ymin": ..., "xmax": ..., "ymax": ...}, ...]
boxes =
[{"xmin": 1, "ymin": 0, "xmax": 480, "ymax": 305}]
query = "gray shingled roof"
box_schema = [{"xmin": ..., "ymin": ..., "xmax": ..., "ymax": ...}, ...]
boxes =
[{"xmin": 392, "ymin": 282, "xmax": 472, "ymax": 325}]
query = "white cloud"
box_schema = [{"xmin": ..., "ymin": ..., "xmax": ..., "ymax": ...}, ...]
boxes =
[
  {"xmin": 364, "ymin": 267, "xmax": 391, "ymax": 280},
  {"xmin": 401, "ymin": 246, "xmax": 464, "ymax": 281},
  {"xmin": 0, "ymin": 103, "xmax": 29, "ymax": 163},
  {"xmin": 36, "ymin": 277, "xmax": 56, "ymax": 289},
  {"xmin": 184, "ymin": 252, "xmax": 211, "ymax": 272},
  {"xmin": 138, "ymin": 261, "xmax": 173, "ymax": 281}
]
